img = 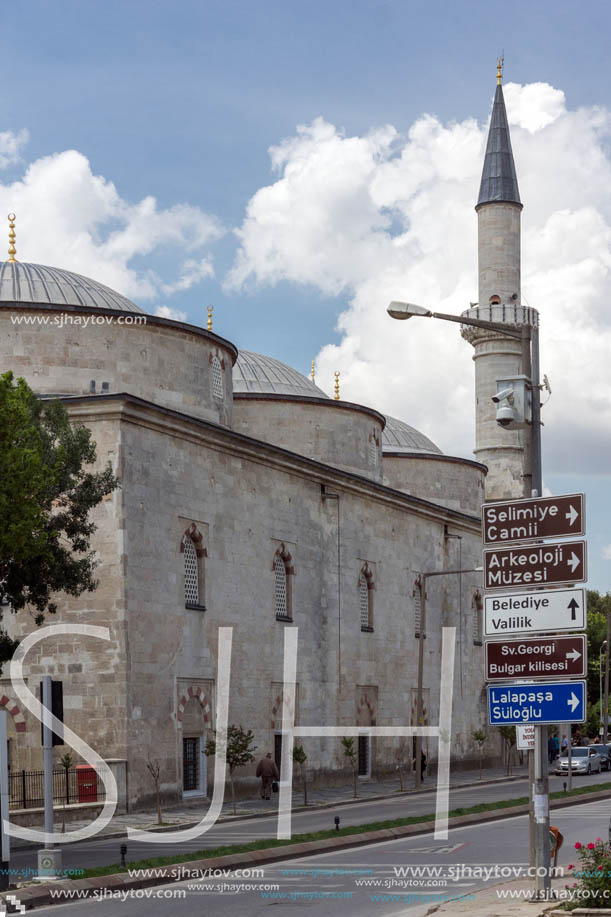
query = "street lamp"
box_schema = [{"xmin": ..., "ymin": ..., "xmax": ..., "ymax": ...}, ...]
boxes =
[
  {"xmin": 413, "ymin": 566, "xmax": 483, "ymax": 791},
  {"xmin": 389, "ymin": 297, "xmax": 549, "ymax": 894},
  {"xmin": 600, "ymin": 641, "xmax": 608, "ymax": 734}
]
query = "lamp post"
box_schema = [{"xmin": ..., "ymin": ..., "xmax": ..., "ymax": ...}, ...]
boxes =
[
  {"xmin": 605, "ymin": 618, "xmax": 611, "ymax": 742},
  {"xmin": 600, "ymin": 641, "xmax": 608, "ymax": 735},
  {"xmin": 413, "ymin": 566, "xmax": 482, "ymax": 790},
  {"xmin": 388, "ymin": 299, "xmax": 549, "ymax": 896}
]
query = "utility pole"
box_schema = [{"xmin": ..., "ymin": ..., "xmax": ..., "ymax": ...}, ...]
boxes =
[
  {"xmin": 0, "ymin": 710, "xmax": 9, "ymax": 891},
  {"xmin": 414, "ymin": 576, "xmax": 426, "ymax": 790},
  {"xmin": 604, "ymin": 613, "xmax": 611, "ymax": 742}
]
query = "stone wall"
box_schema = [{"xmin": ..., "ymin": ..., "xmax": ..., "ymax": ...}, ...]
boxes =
[{"xmin": 383, "ymin": 454, "xmax": 486, "ymax": 515}]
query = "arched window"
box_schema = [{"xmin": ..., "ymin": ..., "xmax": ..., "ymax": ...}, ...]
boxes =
[
  {"xmin": 211, "ymin": 354, "xmax": 224, "ymax": 400},
  {"xmin": 184, "ymin": 538, "xmax": 199, "ymax": 605},
  {"xmin": 180, "ymin": 523, "xmax": 207, "ymax": 610},
  {"xmin": 489, "ymin": 295, "xmax": 501, "ymax": 305},
  {"xmin": 368, "ymin": 431, "xmax": 378, "ymax": 467},
  {"xmin": 273, "ymin": 544, "xmax": 294, "ymax": 621},
  {"xmin": 358, "ymin": 563, "xmax": 374, "ymax": 631},
  {"xmin": 472, "ymin": 590, "xmax": 483, "ymax": 644}
]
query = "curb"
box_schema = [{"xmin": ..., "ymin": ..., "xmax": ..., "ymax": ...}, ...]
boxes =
[
  {"xmin": 9, "ymin": 771, "xmax": 526, "ymax": 851},
  {"xmin": 6, "ymin": 782, "xmax": 610, "ymax": 911}
]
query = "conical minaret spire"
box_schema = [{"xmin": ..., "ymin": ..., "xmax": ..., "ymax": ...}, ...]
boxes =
[{"xmin": 476, "ymin": 66, "xmax": 522, "ymax": 210}]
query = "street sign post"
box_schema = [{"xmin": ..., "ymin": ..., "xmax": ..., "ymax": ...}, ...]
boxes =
[
  {"xmin": 482, "ymin": 493, "xmax": 585, "ymax": 546},
  {"xmin": 484, "ymin": 587, "xmax": 586, "ymax": 636},
  {"xmin": 483, "ymin": 540, "xmax": 587, "ymax": 592},
  {"xmin": 487, "ymin": 680, "xmax": 586, "ymax": 726},
  {"xmin": 485, "ymin": 634, "xmax": 587, "ymax": 682}
]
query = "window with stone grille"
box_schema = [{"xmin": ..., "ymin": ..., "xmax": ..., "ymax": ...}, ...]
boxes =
[
  {"xmin": 273, "ymin": 544, "xmax": 293, "ymax": 620},
  {"xmin": 472, "ymin": 590, "xmax": 483, "ymax": 644},
  {"xmin": 184, "ymin": 538, "xmax": 200, "ymax": 605},
  {"xmin": 358, "ymin": 563, "xmax": 374, "ymax": 631},
  {"xmin": 274, "ymin": 555, "xmax": 288, "ymax": 619},
  {"xmin": 369, "ymin": 434, "xmax": 378, "ymax": 466},
  {"xmin": 414, "ymin": 582, "xmax": 422, "ymax": 636},
  {"xmin": 211, "ymin": 355, "xmax": 224, "ymax": 399}
]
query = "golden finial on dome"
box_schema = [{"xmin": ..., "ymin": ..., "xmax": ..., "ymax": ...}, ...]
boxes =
[
  {"xmin": 311, "ymin": 360, "xmax": 315, "ymax": 383},
  {"xmin": 497, "ymin": 56, "xmax": 503, "ymax": 85},
  {"xmin": 7, "ymin": 213, "xmax": 17, "ymax": 263},
  {"xmin": 334, "ymin": 370, "xmax": 340, "ymax": 401},
  {"xmin": 207, "ymin": 305, "xmax": 213, "ymax": 331}
]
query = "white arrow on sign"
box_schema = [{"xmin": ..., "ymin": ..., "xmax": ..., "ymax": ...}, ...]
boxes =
[
  {"xmin": 566, "ymin": 649, "xmax": 582, "ymax": 662},
  {"xmin": 569, "ymin": 552, "xmax": 581, "ymax": 573},
  {"xmin": 568, "ymin": 692, "xmax": 580, "ymax": 713},
  {"xmin": 566, "ymin": 505, "xmax": 579, "ymax": 526}
]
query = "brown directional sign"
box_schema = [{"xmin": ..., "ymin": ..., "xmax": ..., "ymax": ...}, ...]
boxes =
[
  {"xmin": 483, "ymin": 540, "xmax": 587, "ymax": 592},
  {"xmin": 482, "ymin": 493, "xmax": 585, "ymax": 546},
  {"xmin": 486, "ymin": 634, "xmax": 587, "ymax": 682}
]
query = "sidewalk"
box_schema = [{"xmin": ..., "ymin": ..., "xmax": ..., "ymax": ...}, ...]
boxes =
[
  {"xmin": 12, "ymin": 763, "xmax": 527, "ymax": 846},
  {"xmin": 421, "ymin": 876, "xmax": 565, "ymax": 917}
]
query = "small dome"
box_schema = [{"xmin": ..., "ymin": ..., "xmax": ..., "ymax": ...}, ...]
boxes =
[
  {"xmin": 0, "ymin": 261, "xmax": 143, "ymax": 313},
  {"xmin": 383, "ymin": 415, "xmax": 442, "ymax": 454},
  {"xmin": 233, "ymin": 350, "xmax": 330, "ymax": 398}
]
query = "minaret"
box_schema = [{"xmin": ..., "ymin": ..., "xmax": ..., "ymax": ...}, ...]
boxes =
[{"xmin": 461, "ymin": 61, "xmax": 538, "ymax": 500}]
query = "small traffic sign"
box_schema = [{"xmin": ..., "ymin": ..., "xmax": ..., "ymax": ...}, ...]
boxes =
[
  {"xmin": 483, "ymin": 540, "xmax": 587, "ymax": 592},
  {"xmin": 517, "ymin": 724, "xmax": 535, "ymax": 750},
  {"xmin": 482, "ymin": 493, "xmax": 585, "ymax": 546},
  {"xmin": 485, "ymin": 634, "xmax": 587, "ymax": 681},
  {"xmin": 484, "ymin": 588, "xmax": 586, "ymax": 636},
  {"xmin": 487, "ymin": 680, "xmax": 586, "ymax": 725}
]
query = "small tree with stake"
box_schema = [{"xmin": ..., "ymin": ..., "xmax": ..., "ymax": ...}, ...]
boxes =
[
  {"xmin": 206, "ymin": 725, "xmax": 257, "ymax": 816},
  {"xmin": 59, "ymin": 752, "xmax": 73, "ymax": 833},
  {"xmin": 146, "ymin": 758, "xmax": 163, "ymax": 826},
  {"xmin": 472, "ymin": 728, "xmax": 486, "ymax": 779},
  {"xmin": 341, "ymin": 737, "xmax": 358, "ymax": 798},
  {"xmin": 292, "ymin": 743, "xmax": 308, "ymax": 806}
]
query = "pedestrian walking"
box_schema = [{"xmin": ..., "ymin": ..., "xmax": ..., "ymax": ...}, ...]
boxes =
[
  {"xmin": 561, "ymin": 734, "xmax": 568, "ymax": 753},
  {"xmin": 420, "ymin": 750, "xmax": 427, "ymax": 780},
  {"xmin": 547, "ymin": 735, "xmax": 555, "ymax": 763},
  {"xmin": 256, "ymin": 752, "xmax": 279, "ymax": 800}
]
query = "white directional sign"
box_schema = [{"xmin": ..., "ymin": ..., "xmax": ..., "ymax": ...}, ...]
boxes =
[
  {"xmin": 517, "ymin": 724, "xmax": 535, "ymax": 750},
  {"xmin": 484, "ymin": 587, "xmax": 586, "ymax": 637}
]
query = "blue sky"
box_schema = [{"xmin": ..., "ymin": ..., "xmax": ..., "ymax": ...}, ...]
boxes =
[{"xmin": 1, "ymin": 0, "xmax": 610, "ymax": 589}]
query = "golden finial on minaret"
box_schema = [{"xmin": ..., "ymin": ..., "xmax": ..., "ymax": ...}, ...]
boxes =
[
  {"xmin": 207, "ymin": 305, "xmax": 213, "ymax": 331},
  {"xmin": 311, "ymin": 360, "xmax": 315, "ymax": 383},
  {"xmin": 7, "ymin": 213, "xmax": 17, "ymax": 263},
  {"xmin": 334, "ymin": 370, "xmax": 340, "ymax": 401},
  {"xmin": 496, "ymin": 56, "xmax": 503, "ymax": 85}
]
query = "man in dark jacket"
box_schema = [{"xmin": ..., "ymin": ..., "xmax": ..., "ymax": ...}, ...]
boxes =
[{"xmin": 256, "ymin": 752, "xmax": 280, "ymax": 800}]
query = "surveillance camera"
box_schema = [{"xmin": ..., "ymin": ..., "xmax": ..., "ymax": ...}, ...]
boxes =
[
  {"xmin": 495, "ymin": 405, "xmax": 515, "ymax": 426},
  {"xmin": 491, "ymin": 388, "xmax": 514, "ymax": 404}
]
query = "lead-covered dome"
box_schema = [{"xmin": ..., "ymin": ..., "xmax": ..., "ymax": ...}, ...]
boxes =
[
  {"xmin": 0, "ymin": 261, "xmax": 144, "ymax": 312},
  {"xmin": 383, "ymin": 415, "xmax": 442, "ymax": 454},
  {"xmin": 233, "ymin": 350, "xmax": 330, "ymax": 398}
]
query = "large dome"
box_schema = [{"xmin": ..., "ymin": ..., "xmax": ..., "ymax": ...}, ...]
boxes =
[
  {"xmin": 0, "ymin": 261, "xmax": 143, "ymax": 313},
  {"xmin": 233, "ymin": 350, "xmax": 330, "ymax": 398},
  {"xmin": 383, "ymin": 415, "xmax": 442, "ymax": 454}
]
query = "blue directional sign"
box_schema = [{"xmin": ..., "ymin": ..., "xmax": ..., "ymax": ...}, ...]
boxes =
[{"xmin": 487, "ymin": 680, "xmax": 586, "ymax": 726}]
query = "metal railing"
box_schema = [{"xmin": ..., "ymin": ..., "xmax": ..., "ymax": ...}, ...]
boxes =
[{"xmin": 8, "ymin": 768, "xmax": 106, "ymax": 810}]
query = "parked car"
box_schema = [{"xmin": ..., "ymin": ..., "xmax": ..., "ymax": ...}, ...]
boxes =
[
  {"xmin": 595, "ymin": 744, "xmax": 611, "ymax": 771},
  {"xmin": 555, "ymin": 747, "xmax": 602, "ymax": 776}
]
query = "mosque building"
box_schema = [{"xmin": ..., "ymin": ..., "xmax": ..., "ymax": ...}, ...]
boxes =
[{"xmin": 0, "ymin": 68, "xmax": 528, "ymax": 810}]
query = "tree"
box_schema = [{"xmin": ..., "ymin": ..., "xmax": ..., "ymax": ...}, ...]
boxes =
[
  {"xmin": 0, "ymin": 372, "xmax": 119, "ymax": 666},
  {"xmin": 292, "ymin": 743, "xmax": 308, "ymax": 806},
  {"xmin": 472, "ymin": 728, "xmax": 486, "ymax": 779},
  {"xmin": 59, "ymin": 751, "xmax": 74, "ymax": 833},
  {"xmin": 497, "ymin": 725, "xmax": 516, "ymax": 775},
  {"xmin": 394, "ymin": 737, "xmax": 411, "ymax": 791},
  {"xmin": 205, "ymin": 724, "xmax": 257, "ymax": 815},
  {"xmin": 341, "ymin": 737, "xmax": 358, "ymax": 798},
  {"xmin": 146, "ymin": 758, "xmax": 163, "ymax": 826}
]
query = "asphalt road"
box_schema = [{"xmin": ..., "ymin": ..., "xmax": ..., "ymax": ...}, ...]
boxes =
[
  {"xmin": 6, "ymin": 770, "xmax": 609, "ymax": 878},
  {"xmin": 25, "ymin": 797, "xmax": 611, "ymax": 916}
]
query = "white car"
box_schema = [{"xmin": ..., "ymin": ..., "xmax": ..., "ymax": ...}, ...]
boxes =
[{"xmin": 555, "ymin": 747, "xmax": 602, "ymax": 776}]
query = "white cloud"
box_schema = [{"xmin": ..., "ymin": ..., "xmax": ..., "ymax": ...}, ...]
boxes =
[
  {"xmin": 154, "ymin": 305, "xmax": 188, "ymax": 322},
  {"xmin": 603, "ymin": 545, "xmax": 611, "ymax": 560},
  {"xmin": 228, "ymin": 83, "xmax": 611, "ymax": 473},
  {"xmin": 0, "ymin": 128, "xmax": 29, "ymax": 169},
  {"xmin": 0, "ymin": 147, "xmax": 223, "ymax": 304}
]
